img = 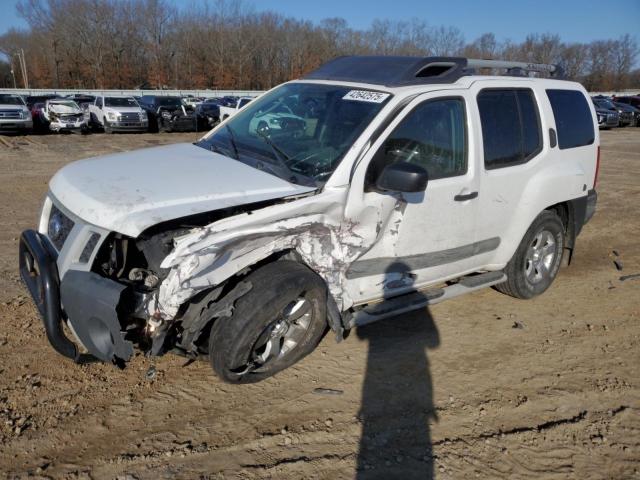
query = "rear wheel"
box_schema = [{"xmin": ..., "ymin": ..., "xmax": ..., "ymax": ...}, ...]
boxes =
[
  {"xmin": 209, "ymin": 261, "xmax": 328, "ymax": 383},
  {"xmin": 495, "ymin": 210, "xmax": 564, "ymax": 299}
]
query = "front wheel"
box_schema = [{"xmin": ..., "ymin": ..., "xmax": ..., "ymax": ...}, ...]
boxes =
[
  {"xmin": 495, "ymin": 210, "xmax": 565, "ymax": 299},
  {"xmin": 209, "ymin": 261, "xmax": 328, "ymax": 383}
]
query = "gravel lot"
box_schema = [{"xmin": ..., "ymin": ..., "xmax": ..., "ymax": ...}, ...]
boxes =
[{"xmin": 0, "ymin": 129, "xmax": 638, "ymax": 479}]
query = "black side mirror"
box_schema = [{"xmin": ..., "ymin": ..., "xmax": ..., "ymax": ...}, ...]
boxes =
[{"xmin": 376, "ymin": 162, "xmax": 428, "ymax": 193}]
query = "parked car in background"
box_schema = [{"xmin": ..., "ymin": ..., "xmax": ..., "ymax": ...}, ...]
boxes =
[
  {"xmin": 0, "ymin": 93, "xmax": 33, "ymax": 134},
  {"xmin": 613, "ymin": 95, "xmax": 640, "ymax": 110},
  {"xmin": 66, "ymin": 94, "xmax": 95, "ymax": 109},
  {"xmin": 42, "ymin": 99, "xmax": 88, "ymax": 133},
  {"xmin": 592, "ymin": 98, "xmax": 632, "ymax": 126},
  {"xmin": 182, "ymin": 96, "xmax": 203, "ymax": 108},
  {"xmin": 219, "ymin": 95, "xmax": 239, "ymax": 107},
  {"xmin": 248, "ymin": 102, "xmax": 306, "ymax": 136},
  {"xmin": 219, "ymin": 96, "xmax": 253, "ymax": 120},
  {"xmin": 613, "ymin": 96, "xmax": 640, "ymax": 126},
  {"xmin": 613, "ymin": 101, "xmax": 640, "ymax": 127},
  {"xmin": 88, "ymin": 95, "xmax": 148, "ymax": 133},
  {"xmin": 25, "ymin": 94, "xmax": 61, "ymax": 109},
  {"xmin": 595, "ymin": 107, "xmax": 619, "ymax": 129},
  {"xmin": 138, "ymin": 95, "xmax": 197, "ymax": 132},
  {"xmin": 195, "ymin": 99, "xmax": 222, "ymax": 130}
]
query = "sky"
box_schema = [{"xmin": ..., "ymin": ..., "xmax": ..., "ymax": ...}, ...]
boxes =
[{"xmin": 0, "ymin": 0, "xmax": 638, "ymax": 44}]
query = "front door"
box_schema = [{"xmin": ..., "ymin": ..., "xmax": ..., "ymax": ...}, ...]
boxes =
[{"xmin": 344, "ymin": 90, "xmax": 490, "ymax": 304}]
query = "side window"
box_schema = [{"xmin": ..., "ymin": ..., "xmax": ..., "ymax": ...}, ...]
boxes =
[
  {"xmin": 545, "ymin": 89, "xmax": 595, "ymax": 149},
  {"xmin": 477, "ymin": 89, "xmax": 542, "ymax": 169},
  {"xmin": 368, "ymin": 97, "xmax": 467, "ymax": 184},
  {"xmin": 96, "ymin": 97, "xmax": 103, "ymax": 107}
]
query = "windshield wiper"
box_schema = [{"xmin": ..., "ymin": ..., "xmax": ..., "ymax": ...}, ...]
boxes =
[
  {"xmin": 255, "ymin": 130, "xmax": 301, "ymax": 183},
  {"xmin": 225, "ymin": 124, "xmax": 240, "ymax": 160}
]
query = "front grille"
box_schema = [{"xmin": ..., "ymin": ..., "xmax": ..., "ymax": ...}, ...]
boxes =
[
  {"xmin": 0, "ymin": 110, "xmax": 22, "ymax": 119},
  {"xmin": 120, "ymin": 112, "xmax": 141, "ymax": 122},
  {"xmin": 58, "ymin": 113, "xmax": 83, "ymax": 122},
  {"xmin": 47, "ymin": 204, "xmax": 75, "ymax": 251}
]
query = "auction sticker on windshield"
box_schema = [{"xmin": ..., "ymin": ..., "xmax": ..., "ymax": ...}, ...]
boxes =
[{"xmin": 342, "ymin": 90, "xmax": 390, "ymax": 103}]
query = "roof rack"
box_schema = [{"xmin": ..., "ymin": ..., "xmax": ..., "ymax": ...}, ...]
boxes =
[{"xmin": 302, "ymin": 56, "xmax": 565, "ymax": 87}]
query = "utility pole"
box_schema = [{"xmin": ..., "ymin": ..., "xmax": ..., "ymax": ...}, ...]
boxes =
[
  {"xmin": 9, "ymin": 57, "xmax": 16, "ymax": 88},
  {"xmin": 15, "ymin": 51, "xmax": 27, "ymax": 88},
  {"xmin": 20, "ymin": 48, "xmax": 29, "ymax": 89}
]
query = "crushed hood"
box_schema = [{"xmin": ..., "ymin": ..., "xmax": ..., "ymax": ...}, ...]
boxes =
[
  {"xmin": 47, "ymin": 102, "xmax": 82, "ymax": 114},
  {"xmin": 49, "ymin": 143, "xmax": 316, "ymax": 237}
]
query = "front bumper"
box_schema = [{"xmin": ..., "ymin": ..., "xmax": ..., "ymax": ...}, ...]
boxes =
[
  {"xmin": 0, "ymin": 120, "xmax": 33, "ymax": 131},
  {"xmin": 19, "ymin": 230, "xmax": 134, "ymax": 364},
  {"xmin": 19, "ymin": 230, "xmax": 78, "ymax": 360},
  {"xmin": 109, "ymin": 120, "xmax": 149, "ymax": 131},
  {"xmin": 50, "ymin": 120, "xmax": 86, "ymax": 132}
]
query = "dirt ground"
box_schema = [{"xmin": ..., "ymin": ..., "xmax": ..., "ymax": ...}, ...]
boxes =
[{"xmin": 0, "ymin": 129, "xmax": 638, "ymax": 480}]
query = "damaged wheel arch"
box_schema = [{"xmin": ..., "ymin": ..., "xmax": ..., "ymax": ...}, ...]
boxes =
[{"xmin": 174, "ymin": 250, "xmax": 345, "ymax": 359}]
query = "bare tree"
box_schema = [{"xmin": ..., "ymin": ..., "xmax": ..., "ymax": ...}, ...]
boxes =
[{"xmin": 0, "ymin": 0, "xmax": 636, "ymax": 91}]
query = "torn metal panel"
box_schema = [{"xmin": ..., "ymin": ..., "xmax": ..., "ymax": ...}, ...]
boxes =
[{"xmin": 146, "ymin": 188, "xmax": 397, "ymax": 321}]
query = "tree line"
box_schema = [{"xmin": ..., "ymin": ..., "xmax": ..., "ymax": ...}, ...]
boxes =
[{"xmin": 0, "ymin": 0, "xmax": 637, "ymax": 91}]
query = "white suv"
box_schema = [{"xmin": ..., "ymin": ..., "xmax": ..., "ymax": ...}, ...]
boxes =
[{"xmin": 19, "ymin": 56, "xmax": 598, "ymax": 382}]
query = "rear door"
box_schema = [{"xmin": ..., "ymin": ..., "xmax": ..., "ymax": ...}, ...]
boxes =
[{"xmin": 471, "ymin": 84, "xmax": 547, "ymax": 263}]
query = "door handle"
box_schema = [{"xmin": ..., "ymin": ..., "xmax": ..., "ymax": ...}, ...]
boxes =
[{"xmin": 454, "ymin": 191, "xmax": 478, "ymax": 201}]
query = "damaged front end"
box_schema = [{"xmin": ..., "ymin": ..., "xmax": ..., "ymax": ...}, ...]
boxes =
[
  {"xmin": 158, "ymin": 105, "xmax": 197, "ymax": 132},
  {"xmin": 22, "ymin": 193, "xmax": 359, "ymax": 366},
  {"xmin": 44, "ymin": 100, "xmax": 87, "ymax": 133}
]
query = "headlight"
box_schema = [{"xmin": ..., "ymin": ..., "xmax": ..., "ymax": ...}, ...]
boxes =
[
  {"xmin": 48, "ymin": 204, "xmax": 75, "ymax": 251},
  {"xmin": 140, "ymin": 111, "xmax": 148, "ymax": 120}
]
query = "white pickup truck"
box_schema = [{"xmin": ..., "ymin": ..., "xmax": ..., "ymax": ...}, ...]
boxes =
[
  {"xmin": 219, "ymin": 96, "xmax": 253, "ymax": 120},
  {"xmin": 0, "ymin": 93, "xmax": 32, "ymax": 133},
  {"xmin": 88, "ymin": 95, "xmax": 148, "ymax": 133}
]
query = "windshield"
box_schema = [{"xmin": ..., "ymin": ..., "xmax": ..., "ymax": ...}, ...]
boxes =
[
  {"xmin": 158, "ymin": 97, "xmax": 182, "ymax": 108},
  {"xmin": 197, "ymin": 83, "xmax": 391, "ymax": 186},
  {"xmin": 105, "ymin": 97, "xmax": 138, "ymax": 107},
  {"xmin": 594, "ymin": 99, "xmax": 615, "ymax": 110},
  {"xmin": 0, "ymin": 94, "xmax": 25, "ymax": 106}
]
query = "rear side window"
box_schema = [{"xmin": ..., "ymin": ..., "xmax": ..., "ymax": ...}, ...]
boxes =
[
  {"xmin": 477, "ymin": 89, "xmax": 542, "ymax": 169},
  {"xmin": 545, "ymin": 89, "xmax": 594, "ymax": 149}
]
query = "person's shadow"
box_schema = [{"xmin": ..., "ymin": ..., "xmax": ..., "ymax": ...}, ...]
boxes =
[{"xmin": 356, "ymin": 261, "xmax": 440, "ymax": 479}]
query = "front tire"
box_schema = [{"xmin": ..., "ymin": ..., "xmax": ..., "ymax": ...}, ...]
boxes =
[
  {"xmin": 209, "ymin": 261, "xmax": 328, "ymax": 383},
  {"xmin": 496, "ymin": 210, "xmax": 564, "ymax": 299}
]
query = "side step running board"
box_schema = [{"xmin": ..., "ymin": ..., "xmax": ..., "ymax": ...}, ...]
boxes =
[{"xmin": 347, "ymin": 271, "xmax": 506, "ymax": 328}]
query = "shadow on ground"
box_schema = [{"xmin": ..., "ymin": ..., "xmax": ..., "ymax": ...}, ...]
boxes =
[{"xmin": 356, "ymin": 262, "xmax": 440, "ymax": 479}]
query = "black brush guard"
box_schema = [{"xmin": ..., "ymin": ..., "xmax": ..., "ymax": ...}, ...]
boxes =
[{"xmin": 18, "ymin": 229, "xmax": 79, "ymax": 361}]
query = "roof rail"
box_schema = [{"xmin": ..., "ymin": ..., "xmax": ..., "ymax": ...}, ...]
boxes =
[
  {"xmin": 302, "ymin": 56, "xmax": 565, "ymax": 87},
  {"xmin": 466, "ymin": 58, "xmax": 564, "ymax": 78}
]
